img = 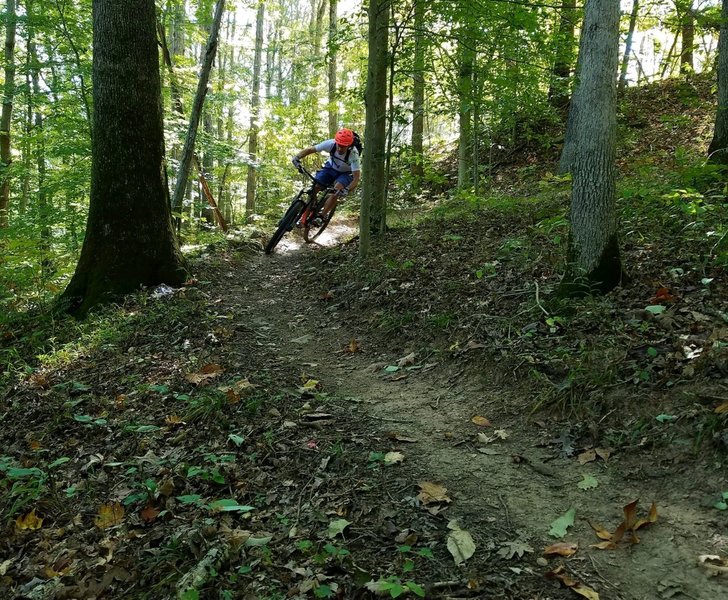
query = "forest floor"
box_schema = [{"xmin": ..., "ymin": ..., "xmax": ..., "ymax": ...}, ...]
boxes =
[
  {"xmin": 2, "ymin": 210, "xmax": 726, "ymax": 599},
  {"xmin": 2, "ymin": 74, "xmax": 728, "ymax": 600}
]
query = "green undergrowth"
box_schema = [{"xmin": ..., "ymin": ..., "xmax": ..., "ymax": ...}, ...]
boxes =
[{"xmin": 309, "ymin": 132, "xmax": 727, "ymax": 452}]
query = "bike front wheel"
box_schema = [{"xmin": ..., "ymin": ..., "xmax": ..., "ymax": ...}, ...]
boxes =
[{"xmin": 265, "ymin": 198, "xmax": 305, "ymax": 254}]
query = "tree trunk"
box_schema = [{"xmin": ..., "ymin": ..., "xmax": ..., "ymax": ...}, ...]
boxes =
[
  {"xmin": 171, "ymin": 0, "xmax": 226, "ymax": 226},
  {"xmin": 60, "ymin": 0, "xmax": 186, "ymax": 316},
  {"xmin": 457, "ymin": 34, "xmax": 474, "ymax": 189},
  {"xmin": 560, "ymin": 0, "xmax": 622, "ymax": 296},
  {"xmin": 709, "ymin": 0, "xmax": 728, "ymax": 165},
  {"xmin": 245, "ymin": 1, "xmax": 265, "ymax": 220},
  {"xmin": 411, "ymin": 0, "xmax": 425, "ymax": 180},
  {"xmin": 548, "ymin": 0, "xmax": 577, "ymax": 112},
  {"xmin": 158, "ymin": 17, "xmax": 227, "ymax": 231},
  {"xmin": 0, "ymin": 0, "xmax": 17, "ymax": 228},
  {"xmin": 681, "ymin": 2, "xmax": 695, "ymax": 73},
  {"xmin": 28, "ymin": 0, "xmax": 50, "ymax": 274},
  {"xmin": 359, "ymin": 0, "xmax": 390, "ymax": 258},
  {"xmin": 618, "ymin": 0, "xmax": 640, "ymax": 94},
  {"xmin": 328, "ymin": 0, "xmax": 338, "ymax": 136}
]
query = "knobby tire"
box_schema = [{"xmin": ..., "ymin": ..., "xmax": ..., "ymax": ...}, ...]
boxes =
[{"xmin": 265, "ymin": 199, "xmax": 304, "ymax": 254}]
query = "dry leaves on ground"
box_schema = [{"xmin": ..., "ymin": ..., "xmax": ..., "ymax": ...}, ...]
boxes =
[
  {"xmin": 590, "ymin": 499, "xmax": 658, "ymax": 549},
  {"xmin": 547, "ymin": 565, "xmax": 600, "ymax": 599}
]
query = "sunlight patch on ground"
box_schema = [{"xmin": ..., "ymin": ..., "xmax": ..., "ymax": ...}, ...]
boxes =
[{"xmin": 269, "ymin": 218, "xmax": 358, "ymax": 254}]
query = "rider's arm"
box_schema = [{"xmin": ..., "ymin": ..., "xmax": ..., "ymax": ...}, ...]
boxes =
[
  {"xmin": 347, "ymin": 170, "xmax": 361, "ymax": 193},
  {"xmin": 293, "ymin": 146, "xmax": 317, "ymax": 161}
]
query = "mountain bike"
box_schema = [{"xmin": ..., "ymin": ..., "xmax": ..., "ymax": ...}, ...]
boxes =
[{"xmin": 264, "ymin": 165, "xmax": 342, "ymax": 254}]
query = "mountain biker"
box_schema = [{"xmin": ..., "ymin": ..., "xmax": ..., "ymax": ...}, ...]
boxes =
[{"xmin": 291, "ymin": 128, "xmax": 361, "ymax": 226}]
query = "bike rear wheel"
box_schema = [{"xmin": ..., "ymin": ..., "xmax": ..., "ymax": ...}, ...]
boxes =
[
  {"xmin": 303, "ymin": 205, "xmax": 336, "ymax": 243},
  {"xmin": 265, "ymin": 198, "xmax": 305, "ymax": 254}
]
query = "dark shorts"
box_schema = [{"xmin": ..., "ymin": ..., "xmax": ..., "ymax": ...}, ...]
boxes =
[{"xmin": 314, "ymin": 166, "xmax": 354, "ymax": 188}]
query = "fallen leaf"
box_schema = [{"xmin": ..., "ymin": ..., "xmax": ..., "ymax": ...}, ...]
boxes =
[
  {"xmin": 0, "ymin": 558, "xmax": 13, "ymax": 576},
  {"xmin": 544, "ymin": 542, "xmax": 578, "ymax": 557},
  {"xmin": 471, "ymin": 415, "xmax": 492, "ymax": 427},
  {"xmin": 588, "ymin": 521, "xmax": 613, "ymax": 541},
  {"xmin": 577, "ymin": 449, "xmax": 596, "ymax": 465},
  {"xmin": 447, "ymin": 520, "xmax": 476, "ymax": 565},
  {"xmin": 140, "ymin": 504, "xmax": 160, "ymax": 524},
  {"xmin": 697, "ymin": 554, "xmax": 728, "ymax": 575},
  {"xmin": 158, "ymin": 479, "xmax": 176, "ymax": 497},
  {"xmin": 94, "ymin": 503, "xmax": 125, "ymax": 529},
  {"xmin": 345, "ymin": 339, "xmax": 360, "ymax": 354},
  {"xmin": 30, "ymin": 373, "xmax": 49, "ymax": 388},
  {"xmin": 589, "ymin": 500, "xmax": 657, "ymax": 549},
  {"xmin": 165, "ymin": 415, "xmax": 185, "ymax": 426},
  {"xmin": 577, "ymin": 475, "xmax": 599, "ymax": 490},
  {"xmin": 115, "ymin": 395, "xmax": 127, "ymax": 410},
  {"xmin": 185, "ymin": 363, "xmax": 224, "ymax": 384},
  {"xmin": 321, "ymin": 291, "xmax": 334, "ymax": 301},
  {"xmin": 594, "ymin": 448, "xmax": 612, "ymax": 462},
  {"xmin": 302, "ymin": 379, "xmax": 319, "ymax": 390},
  {"xmin": 387, "ymin": 432, "xmax": 418, "ymax": 443},
  {"xmin": 714, "ymin": 402, "xmax": 728, "ymax": 414},
  {"xmin": 397, "ymin": 352, "xmax": 416, "ymax": 367},
  {"xmin": 15, "ymin": 509, "xmax": 43, "ymax": 531},
  {"xmin": 326, "ymin": 519, "xmax": 350, "ymax": 538},
  {"xmin": 549, "ymin": 508, "xmax": 576, "ymax": 538},
  {"xmin": 417, "ymin": 481, "xmax": 451, "ymax": 505},
  {"xmin": 547, "ymin": 566, "xmax": 600, "ymax": 599},
  {"xmin": 498, "ymin": 540, "xmax": 534, "ymax": 559},
  {"xmin": 384, "ymin": 451, "xmax": 404, "ymax": 466},
  {"xmin": 633, "ymin": 502, "xmax": 658, "ymax": 531}
]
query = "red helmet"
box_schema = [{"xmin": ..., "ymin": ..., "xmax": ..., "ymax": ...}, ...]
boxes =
[{"xmin": 335, "ymin": 128, "xmax": 354, "ymax": 147}]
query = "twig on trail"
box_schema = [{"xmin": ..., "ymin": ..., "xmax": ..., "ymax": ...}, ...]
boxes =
[
  {"xmin": 370, "ymin": 415, "xmax": 415, "ymax": 424},
  {"xmin": 535, "ymin": 282, "xmax": 549, "ymax": 316},
  {"xmin": 295, "ymin": 473, "xmax": 317, "ymax": 523},
  {"xmin": 430, "ymin": 395, "xmax": 442, "ymax": 409},
  {"xmin": 586, "ymin": 553, "xmax": 620, "ymax": 592},
  {"xmin": 497, "ymin": 493, "xmax": 511, "ymax": 529},
  {"xmin": 430, "ymin": 580, "xmax": 467, "ymax": 589},
  {"xmin": 176, "ymin": 545, "xmax": 233, "ymax": 599}
]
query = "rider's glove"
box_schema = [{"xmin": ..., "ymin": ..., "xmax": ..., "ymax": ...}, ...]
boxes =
[
  {"xmin": 337, "ymin": 188, "xmax": 349, "ymax": 197},
  {"xmin": 291, "ymin": 156, "xmax": 302, "ymax": 170}
]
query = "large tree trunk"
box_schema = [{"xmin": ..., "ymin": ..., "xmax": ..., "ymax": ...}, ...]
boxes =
[
  {"xmin": 359, "ymin": 0, "xmax": 390, "ymax": 258},
  {"xmin": 457, "ymin": 34, "xmax": 474, "ymax": 189},
  {"xmin": 560, "ymin": 0, "xmax": 622, "ymax": 296},
  {"xmin": 60, "ymin": 0, "xmax": 186, "ymax": 316},
  {"xmin": 411, "ymin": 0, "xmax": 425, "ymax": 180},
  {"xmin": 681, "ymin": 1, "xmax": 695, "ymax": 73},
  {"xmin": 171, "ymin": 0, "xmax": 226, "ymax": 226},
  {"xmin": 709, "ymin": 0, "xmax": 728, "ymax": 165},
  {"xmin": 328, "ymin": 0, "xmax": 338, "ymax": 136},
  {"xmin": 618, "ymin": 0, "xmax": 640, "ymax": 94},
  {"xmin": 245, "ymin": 1, "xmax": 265, "ymax": 221},
  {"xmin": 548, "ymin": 0, "xmax": 577, "ymax": 112},
  {"xmin": 0, "ymin": 0, "xmax": 17, "ymax": 228}
]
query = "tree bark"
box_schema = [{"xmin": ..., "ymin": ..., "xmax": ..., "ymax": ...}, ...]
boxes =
[
  {"xmin": 171, "ymin": 0, "xmax": 226, "ymax": 225},
  {"xmin": 245, "ymin": 1, "xmax": 265, "ymax": 221},
  {"xmin": 0, "ymin": 0, "xmax": 17, "ymax": 228},
  {"xmin": 411, "ymin": 0, "xmax": 425, "ymax": 180},
  {"xmin": 457, "ymin": 34, "xmax": 474, "ymax": 189},
  {"xmin": 709, "ymin": 0, "xmax": 728, "ymax": 165},
  {"xmin": 548, "ymin": 0, "xmax": 577, "ymax": 112},
  {"xmin": 681, "ymin": 1, "xmax": 695, "ymax": 73},
  {"xmin": 560, "ymin": 0, "xmax": 622, "ymax": 296},
  {"xmin": 60, "ymin": 0, "xmax": 186, "ymax": 316},
  {"xmin": 328, "ymin": 0, "xmax": 338, "ymax": 137},
  {"xmin": 618, "ymin": 0, "xmax": 640, "ymax": 94},
  {"xmin": 359, "ymin": 0, "xmax": 390, "ymax": 257}
]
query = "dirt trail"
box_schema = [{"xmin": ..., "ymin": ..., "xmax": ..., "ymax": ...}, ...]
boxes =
[{"xmin": 241, "ymin": 230, "xmax": 727, "ymax": 600}]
